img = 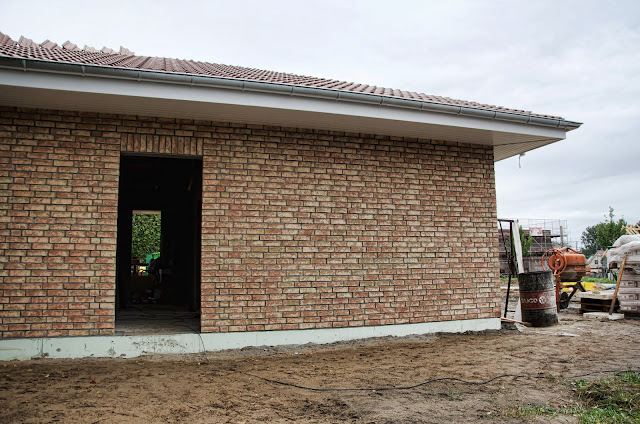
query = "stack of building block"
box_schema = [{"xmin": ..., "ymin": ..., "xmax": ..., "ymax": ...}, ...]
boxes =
[
  {"xmin": 618, "ymin": 272, "xmax": 640, "ymax": 313},
  {"xmin": 610, "ymin": 240, "xmax": 640, "ymax": 314}
]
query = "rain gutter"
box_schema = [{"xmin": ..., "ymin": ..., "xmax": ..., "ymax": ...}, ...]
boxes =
[{"xmin": 0, "ymin": 56, "xmax": 582, "ymax": 131}]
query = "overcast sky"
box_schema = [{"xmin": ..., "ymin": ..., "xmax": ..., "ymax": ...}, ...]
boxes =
[{"xmin": 1, "ymin": 0, "xmax": 638, "ymax": 246}]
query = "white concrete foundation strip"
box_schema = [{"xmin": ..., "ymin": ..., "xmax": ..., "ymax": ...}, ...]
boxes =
[{"xmin": 0, "ymin": 318, "xmax": 500, "ymax": 361}]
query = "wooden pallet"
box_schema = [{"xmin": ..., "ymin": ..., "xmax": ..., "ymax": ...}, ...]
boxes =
[{"xmin": 580, "ymin": 297, "xmax": 620, "ymax": 313}]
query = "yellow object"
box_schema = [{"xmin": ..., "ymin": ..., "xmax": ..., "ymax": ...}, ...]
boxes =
[{"xmin": 562, "ymin": 281, "xmax": 597, "ymax": 292}]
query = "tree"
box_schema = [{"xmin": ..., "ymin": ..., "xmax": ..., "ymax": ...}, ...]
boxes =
[
  {"xmin": 519, "ymin": 226, "xmax": 532, "ymax": 257},
  {"xmin": 580, "ymin": 225, "xmax": 598, "ymax": 258},
  {"xmin": 507, "ymin": 226, "xmax": 532, "ymax": 258},
  {"xmin": 580, "ymin": 207, "xmax": 626, "ymax": 258},
  {"xmin": 131, "ymin": 214, "xmax": 161, "ymax": 261}
]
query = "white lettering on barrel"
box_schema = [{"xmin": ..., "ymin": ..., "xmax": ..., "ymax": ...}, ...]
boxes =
[{"xmin": 520, "ymin": 291, "xmax": 556, "ymax": 310}]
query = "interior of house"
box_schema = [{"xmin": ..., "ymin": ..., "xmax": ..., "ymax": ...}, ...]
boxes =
[{"xmin": 115, "ymin": 155, "xmax": 203, "ymax": 334}]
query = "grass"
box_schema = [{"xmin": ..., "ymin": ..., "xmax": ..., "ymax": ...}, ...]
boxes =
[
  {"xmin": 502, "ymin": 372, "xmax": 640, "ymax": 423},
  {"xmin": 570, "ymin": 371, "xmax": 640, "ymax": 423},
  {"xmin": 499, "ymin": 275, "xmax": 517, "ymax": 282},
  {"xmin": 500, "ymin": 275, "xmax": 615, "ymax": 284},
  {"xmin": 582, "ymin": 277, "xmax": 616, "ymax": 284},
  {"xmin": 445, "ymin": 387, "xmax": 461, "ymax": 400},
  {"xmin": 514, "ymin": 403, "xmax": 557, "ymax": 418}
]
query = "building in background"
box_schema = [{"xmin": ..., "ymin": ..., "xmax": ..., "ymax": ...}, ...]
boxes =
[{"xmin": 587, "ymin": 250, "xmax": 607, "ymax": 278}]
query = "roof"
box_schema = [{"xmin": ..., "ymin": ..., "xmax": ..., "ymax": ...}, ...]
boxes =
[
  {"xmin": 0, "ymin": 32, "xmax": 581, "ymax": 161},
  {"xmin": 0, "ymin": 32, "xmax": 562, "ymax": 120},
  {"xmin": 588, "ymin": 250, "xmax": 607, "ymax": 262},
  {"xmin": 625, "ymin": 225, "xmax": 640, "ymax": 235}
]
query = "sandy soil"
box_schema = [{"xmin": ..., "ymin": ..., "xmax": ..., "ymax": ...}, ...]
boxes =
[{"xmin": 1, "ymin": 313, "xmax": 639, "ymax": 424}]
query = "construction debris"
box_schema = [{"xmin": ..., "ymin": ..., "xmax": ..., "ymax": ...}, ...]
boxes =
[
  {"xmin": 500, "ymin": 317, "xmax": 532, "ymax": 327},
  {"xmin": 583, "ymin": 312, "xmax": 625, "ymax": 321}
]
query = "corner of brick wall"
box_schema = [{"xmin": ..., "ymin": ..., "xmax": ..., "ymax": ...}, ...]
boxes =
[{"xmin": 0, "ymin": 107, "xmax": 119, "ymax": 338}]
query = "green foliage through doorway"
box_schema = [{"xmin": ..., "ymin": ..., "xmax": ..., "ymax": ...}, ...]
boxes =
[{"xmin": 131, "ymin": 213, "xmax": 161, "ymax": 261}]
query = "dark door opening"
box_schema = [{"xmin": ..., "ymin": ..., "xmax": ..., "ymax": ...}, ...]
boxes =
[{"xmin": 116, "ymin": 155, "xmax": 202, "ymax": 334}]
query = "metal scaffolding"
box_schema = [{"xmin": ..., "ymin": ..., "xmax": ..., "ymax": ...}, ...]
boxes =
[
  {"xmin": 498, "ymin": 218, "xmax": 580, "ymax": 275},
  {"xmin": 520, "ymin": 219, "xmax": 570, "ymax": 255}
]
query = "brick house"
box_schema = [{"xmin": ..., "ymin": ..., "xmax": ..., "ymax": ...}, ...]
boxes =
[{"xmin": 0, "ymin": 34, "xmax": 581, "ymax": 359}]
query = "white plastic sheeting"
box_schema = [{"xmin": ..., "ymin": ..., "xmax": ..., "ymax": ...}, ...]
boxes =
[
  {"xmin": 607, "ymin": 235, "xmax": 640, "ymax": 272},
  {"xmin": 612, "ymin": 234, "xmax": 640, "ymax": 248}
]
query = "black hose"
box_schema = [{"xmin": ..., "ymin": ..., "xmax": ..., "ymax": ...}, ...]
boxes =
[{"xmin": 240, "ymin": 369, "xmax": 640, "ymax": 393}]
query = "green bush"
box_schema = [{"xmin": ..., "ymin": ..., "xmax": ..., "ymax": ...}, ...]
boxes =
[{"xmin": 131, "ymin": 214, "xmax": 161, "ymax": 261}]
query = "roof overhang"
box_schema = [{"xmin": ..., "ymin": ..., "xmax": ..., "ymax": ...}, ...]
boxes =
[{"xmin": 0, "ymin": 58, "xmax": 581, "ymax": 161}]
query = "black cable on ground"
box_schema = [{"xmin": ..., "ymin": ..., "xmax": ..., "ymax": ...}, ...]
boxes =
[
  {"xmin": 194, "ymin": 331, "xmax": 210, "ymax": 363},
  {"xmin": 238, "ymin": 369, "xmax": 640, "ymax": 393}
]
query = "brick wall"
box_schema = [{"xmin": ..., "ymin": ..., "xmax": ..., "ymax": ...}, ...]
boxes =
[
  {"xmin": 0, "ymin": 108, "xmax": 119, "ymax": 338},
  {"xmin": 0, "ymin": 107, "xmax": 501, "ymax": 339},
  {"xmin": 200, "ymin": 127, "xmax": 501, "ymax": 332}
]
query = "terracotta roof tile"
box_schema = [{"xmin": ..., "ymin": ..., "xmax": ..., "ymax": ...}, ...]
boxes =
[
  {"xmin": 17, "ymin": 36, "xmax": 38, "ymax": 48},
  {"xmin": 40, "ymin": 40, "xmax": 58, "ymax": 49},
  {"xmin": 0, "ymin": 31, "xmax": 16, "ymax": 46},
  {"xmin": 62, "ymin": 41, "xmax": 80, "ymax": 51},
  {"xmin": 0, "ymin": 32, "xmax": 563, "ymax": 120}
]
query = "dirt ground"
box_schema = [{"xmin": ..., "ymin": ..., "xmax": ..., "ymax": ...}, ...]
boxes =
[{"xmin": 1, "ymin": 313, "xmax": 639, "ymax": 424}]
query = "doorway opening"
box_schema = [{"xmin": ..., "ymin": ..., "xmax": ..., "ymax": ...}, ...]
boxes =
[{"xmin": 116, "ymin": 155, "xmax": 202, "ymax": 335}]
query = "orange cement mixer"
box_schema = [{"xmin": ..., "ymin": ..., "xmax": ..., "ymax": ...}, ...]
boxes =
[{"xmin": 541, "ymin": 247, "xmax": 590, "ymax": 310}]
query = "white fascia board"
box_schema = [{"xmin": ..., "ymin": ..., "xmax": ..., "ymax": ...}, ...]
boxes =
[{"xmin": 0, "ymin": 69, "xmax": 567, "ymax": 155}]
